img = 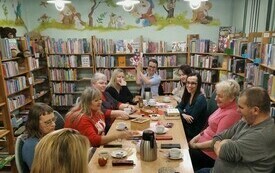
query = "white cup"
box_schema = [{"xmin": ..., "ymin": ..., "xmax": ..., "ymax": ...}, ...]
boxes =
[
  {"xmin": 169, "ymin": 148, "xmax": 181, "ymax": 158},
  {"xmin": 148, "ymin": 99, "xmax": 156, "ymax": 106},
  {"xmin": 124, "ymin": 107, "xmax": 132, "ymax": 114},
  {"xmin": 143, "ymin": 100, "xmax": 148, "ymax": 106},
  {"xmin": 155, "ymin": 125, "xmax": 165, "ymax": 134},
  {"xmin": 163, "ymin": 96, "xmax": 170, "ymax": 103},
  {"xmin": 117, "ymin": 122, "xmax": 127, "ymax": 130}
]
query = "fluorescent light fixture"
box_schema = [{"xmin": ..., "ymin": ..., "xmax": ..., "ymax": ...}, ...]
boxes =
[
  {"xmin": 47, "ymin": 0, "xmax": 71, "ymax": 11},
  {"xmin": 184, "ymin": 0, "xmax": 208, "ymax": 10},
  {"xmin": 116, "ymin": 0, "xmax": 140, "ymax": 12}
]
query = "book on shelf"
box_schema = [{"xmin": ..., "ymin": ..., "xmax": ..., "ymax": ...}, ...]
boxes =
[
  {"xmin": 81, "ymin": 55, "xmax": 90, "ymax": 67},
  {"xmin": 116, "ymin": 40, "xmax": 124, "ymax": 53},
  {"xmin": 125, "ymin": 69, "xmax": 136, "ymax": 81},
  {"xmin": 218, "ymin": 26, "xmax": 235, "ymax": 53},
  {"xmin": 117, "ymin": 56, "xmax": 126, "ymax": 67}
]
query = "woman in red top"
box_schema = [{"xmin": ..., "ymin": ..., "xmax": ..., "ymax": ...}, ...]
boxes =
[{"xmin": 64, "ymin": 87, "xmax": 132, "ymax": 147}]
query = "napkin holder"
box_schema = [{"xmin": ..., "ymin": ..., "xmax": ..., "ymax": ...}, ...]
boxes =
[{"xmin": 164, "ymin": 108, "xmax": 180, "ymax": 120}]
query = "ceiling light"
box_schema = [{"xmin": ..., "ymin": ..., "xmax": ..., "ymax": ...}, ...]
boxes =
[
  {"xmin": 184, "ymin": 0, "xmax": 208, "ymax": 10},
  {"xmin": 116, "ymin": 0, "xmax": 140, "ymax": 12},
  {"xmin": 47, "ymin": 0, "xmax": 71, "ymax": 11}
]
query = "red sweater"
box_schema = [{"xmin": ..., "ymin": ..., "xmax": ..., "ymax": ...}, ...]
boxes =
[{"xmin": 64, "ymin": 110, "xmax": 108, "ymax": 147}]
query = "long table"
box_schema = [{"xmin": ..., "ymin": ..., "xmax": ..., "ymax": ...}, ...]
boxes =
[{"xmin": 88, "ymin": 101, "xmax": 194, "ymax": 173}]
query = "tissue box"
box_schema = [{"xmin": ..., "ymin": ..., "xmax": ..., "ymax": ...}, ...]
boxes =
[
  {"xmin": 165, "ymin": 108, "xmax": 180, "ymax": 120},
  {"xmin": 130, "ymin": 118, "xmax": 150, "ymax": 130}
]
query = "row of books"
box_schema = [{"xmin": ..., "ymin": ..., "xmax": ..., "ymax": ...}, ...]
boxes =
[
  {"xmin": 51, "ymin": 94, "xmax": 74, "ymax": 106},
  {"xmin": 2, "ymin": 61, "xmax": 20, "ymax": 78},
  {"xmin": 142, "ymin": 41, "xmax": 168, "ymax": 53},
  {"xmin": 227, "ymin": 38, "xmax": 248, "ymax": 56},
  {"xmin": 6, "ymin": 76, "xmax": 27, "ymax": 95},
  {"xmin": 262, "ymin": 44, "xmax": 275, "ymax": 67},
  {"xmin": 45, "ymin": 37, "xmax": 91, "ymax": 54},
  {"xmin": 7, "ymin": 94, "xmax": 27, "ymax": 112},
  {"xmin": 0, "ymin": 37, "xmax": 31, "ymax": 59},
  {"xmin": 161, "ymin": 82, "xmax": 177, "ymax": 93},
  {"xmin": 190, "ymin": 39, "xmax": 211, "ymax": 53},
  {"xmin": 190, "ymin": 55, "xmax": 219, "ymax": 68},
  {"xmin": 143, "ymin": 55, "xmax": 177, "ymax": 67},
  {"xmin": 194, "ymin": 69, "xmax": 219, "ymax": 83},
  {"xmin": 49, "ymin": 69, "xmax": 77, "ymax": 81},
  {"xmin": 48, "ymin": 55, "xmax": 78, "ymax": 68},
  {"xmin": 202, "ymin": 83, "xmax": 215, "ymax": 98},
  {"xmin": 27, "ymin": 57, "xmax": 40, "ymax": 71},
  {"xmin": 51, "ymin": 82, "xmax": 76, "ymax": 93},
  {"xmin": 228, "ymin": 58, "xmax": 245, "ymax": 73}
]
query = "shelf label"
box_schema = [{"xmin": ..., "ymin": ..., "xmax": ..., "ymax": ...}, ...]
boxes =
[{"xmin": 263, "ymin": 33, "xmax": 270, "ymax": 38}]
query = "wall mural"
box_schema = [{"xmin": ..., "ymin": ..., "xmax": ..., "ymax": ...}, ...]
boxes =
[{"xmin": 0, "ymin": 0, "xmax": 220, "ymax": 33}]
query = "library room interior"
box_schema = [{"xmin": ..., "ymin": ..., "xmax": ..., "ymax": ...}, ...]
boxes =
[{"xmin": 0, "ymin": 0, "xmax": 275, "ymax": 172}]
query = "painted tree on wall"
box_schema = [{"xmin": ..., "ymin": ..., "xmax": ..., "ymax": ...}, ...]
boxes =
[
  {"xmin": 160, "ymin": 0, "xmax": 177, "ymax": 19},
  {"xmin": 88, "ymin": 0, "xmax": 116, "ymax": 27},
  {"xmin": 0, "ymin": 0, "xmax": 8, "ymax": 21}
]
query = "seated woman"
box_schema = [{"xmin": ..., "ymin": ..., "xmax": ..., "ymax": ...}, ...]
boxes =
[
  {"xmin": 106, "ymin": 69, "xmax": 140, "ymax": 104},
  {"xmin": 176, "ymin": 72, "xmax": 208, "ymax": 141},
  {"xmin": 31, "ymin": 128, "xmax": 90, "ymax": 173},
  {"xmin": 22, "ymin": 102, "xmax": 56, "ymax": 170},
  {"xmin": 64, "ymin": 87, "xmax": 133, "ymax": 147},
  {"xmin": 189, "ymin": 79, "xmax": 241, "ymax": 171},
  {"xmin": 91, "ymin": 72, "xmax": 136, "ymax": 131},
  {"xmin": 172, "ymin": 64, "xmax": 192, "ymax": 103}
]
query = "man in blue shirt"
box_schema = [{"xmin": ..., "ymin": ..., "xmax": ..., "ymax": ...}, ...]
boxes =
[{"xmin": 136, "ymin": 59, "xmax": 161, "ymax": 97}]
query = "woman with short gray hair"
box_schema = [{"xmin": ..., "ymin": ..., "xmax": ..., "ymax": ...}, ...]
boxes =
[{"xmin": 189, "ymin": 79, "xmax": 241, "ymax": 171}]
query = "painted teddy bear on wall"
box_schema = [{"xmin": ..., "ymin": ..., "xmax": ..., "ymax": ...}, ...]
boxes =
[{"xmin": 131, "ymin": 0, "xmax": 156, "ymax": 27}]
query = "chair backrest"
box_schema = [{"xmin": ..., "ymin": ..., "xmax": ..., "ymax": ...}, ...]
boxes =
[
  {"xmin": 207, "ymin": 90, "xmax": 218, "ymax": 117},
  {"xmin": 53, "ymin": 110, "xmax": 65, "ymax": 130},
  {"xmin": 15, "ymin": 134, "xmax": 29, "ymax": 173}
]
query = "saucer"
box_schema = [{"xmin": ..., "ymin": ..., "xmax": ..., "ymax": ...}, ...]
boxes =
[
  {"xmin": 164, "ymin": 152, "xmax": 183, "ymax": 160},
  {"xmin": 111, "ymin": 149, "xmax": 127, "ymax": 159},
  {"xmin": 149, "ymin": 114, "xmax": 160, "ymax": 121},
  {"xmin": 116, "ymin": 126, "xmax": 127, "ymax": 131}
]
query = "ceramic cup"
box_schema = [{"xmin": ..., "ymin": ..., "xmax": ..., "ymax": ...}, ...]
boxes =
[
  {"xmin": 117, "ymin": 122, "xmax": 127, "ymax": 130},
  {"xmin": 148, "ymin": 99, "xmax": 156, "ymax": 106},
  {"xmin": 156, "ymin": 125, "xmax": 165, "ymax": 134},
  {"xmin": 169, "ymin": 148, "xmax": 181, "ymax": 158}
]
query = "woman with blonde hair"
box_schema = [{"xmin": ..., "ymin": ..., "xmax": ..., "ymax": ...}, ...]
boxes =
[
  {"xmin": 65, "ymin": 87, "xmax": 132, "ymax": 147},
  {"xmin": 31, "ymin": 128, "xmax": 90, "ymax": 173},
  {"xmin": 91, "ymin": 72, "xmax": 136, "ymax": 131},
  {"xmin": 106, "ymin": 69, "xmax": 140, "ymax": 104}
]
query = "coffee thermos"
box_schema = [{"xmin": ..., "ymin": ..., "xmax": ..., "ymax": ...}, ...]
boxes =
[
  {"xmin": 140, "ymin": 130, "xmax": 157, "ymax": 162},
  {"xmin": 143, "ymin": 87, "xmax": 152, "ymax": 102}
]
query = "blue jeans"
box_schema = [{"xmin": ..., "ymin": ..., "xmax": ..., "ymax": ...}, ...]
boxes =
[{"xmin": 195, "ymin": 168, "xmax": 211, "ymax": 173}]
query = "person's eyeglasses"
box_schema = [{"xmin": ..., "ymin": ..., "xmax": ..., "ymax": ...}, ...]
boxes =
[
  {"xmin": 186, "ymin": 82, "xmax": 198, "ymax": 86},
  {"xmin": 149, "ymin": 65, "xmax": 157, "ymax": 69},
  {"xmin": 42, "ymin": 117, "xmax": 57, "ymax": 126}
]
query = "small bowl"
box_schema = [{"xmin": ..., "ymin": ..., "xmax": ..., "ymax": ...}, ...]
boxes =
[{"xmin": 149, "ymin": 114, "xmax": 160, "ymax": 121}]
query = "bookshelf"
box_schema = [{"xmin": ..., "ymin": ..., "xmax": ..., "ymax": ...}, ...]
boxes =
[
  {"xmin": 45, "ymin": 37, "xmax": 94, "ymax": 110},
  {"xmin": 92, "ymin": 36, "xmax": 188, "ymax": 95},
  {"xmin": 29, "ymin": 37, "xmax": 50, "ymax": 104},
  {"xmin": 0, "ymin": 38, "xmax": 25, "ymax": 172}
]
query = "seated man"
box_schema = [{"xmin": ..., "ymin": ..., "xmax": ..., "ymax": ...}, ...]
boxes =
[
  {"xmin": 136, "ymin": 59, "xmax": 161, "ymax": 97},
  {"xmin": 197, "ymin": 87, "xmax": 275, "ymax": 173}
]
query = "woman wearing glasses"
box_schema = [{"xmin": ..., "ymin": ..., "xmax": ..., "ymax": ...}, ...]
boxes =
[
  {"xmin": 22, "ymin": 102, "xmax": 56, "ymax": 171},
  {"xmin": 176, "ymin": 73, "xmax": 208, "ymax": 141}
]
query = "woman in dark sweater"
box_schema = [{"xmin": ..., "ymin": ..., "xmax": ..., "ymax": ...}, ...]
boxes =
[{"xmin": 106, "ymin": 69, "xmax": 139, "ymax": 105}]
